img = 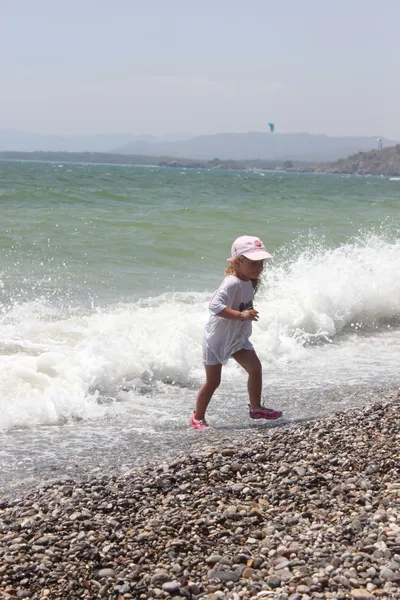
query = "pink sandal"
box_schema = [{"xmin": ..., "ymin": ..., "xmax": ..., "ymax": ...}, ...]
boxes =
[
  {"xmin": 190, "ymin": 411, "xmax": 211, "ymax": 430},
  {"xmin": 249, "ymin": 405, "xmax": 282, "ymax": 420}
]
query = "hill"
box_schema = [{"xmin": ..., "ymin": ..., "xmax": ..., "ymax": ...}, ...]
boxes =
[
  {"xmin": 113, "ymin": 133, "xmax": 399, "ymax": 162},
  {"xmin": 320, "ymin": 144, "xmax": 400, "ymax": 176},
  {"xmin": 1, "ymin": 131, "xmax": 398, "ymax": 163},
  {"xmin": 0, "ymin": 131, "xmax": 194, "ymax": 153}
]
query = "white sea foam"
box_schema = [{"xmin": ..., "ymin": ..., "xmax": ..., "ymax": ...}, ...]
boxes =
[
  {"xmin": 258, "ymin": 232, "xmax": 400, "ymax": 348},
  {"xmin": 1, "ymin": 233, "xmax": 400, "ymax": 430}
]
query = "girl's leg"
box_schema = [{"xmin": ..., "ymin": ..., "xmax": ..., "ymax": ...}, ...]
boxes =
[
  {"xmin": 232, "ymin": 349, "xmax": 262, "ymax": 409},
  {"xmin": 195, "ymin": 363, "xmax": 222, "ymax": 420}
]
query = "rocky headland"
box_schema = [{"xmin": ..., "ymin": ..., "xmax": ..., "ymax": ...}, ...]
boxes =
[
  {"xmin": 291, "ymin": 145, "xmax": 400, "ymax": 177},
  {"xmin": 321, "ymin": 145, "xmax": 400, "ymax": 177}
]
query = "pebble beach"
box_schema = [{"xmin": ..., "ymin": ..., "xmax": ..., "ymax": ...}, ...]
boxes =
[{"xmin": 1, "ymin": 394, "xmax": 399, "ymax": 600}]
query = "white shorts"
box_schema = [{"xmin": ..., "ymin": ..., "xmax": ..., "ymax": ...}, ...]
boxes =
[{"xmin": 203, "ymin": 340, "xmax": 255, "ymax": 365}]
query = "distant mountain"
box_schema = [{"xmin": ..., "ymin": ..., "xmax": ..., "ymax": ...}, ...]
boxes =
[
  {"xmin": 0, "ymin": 131, "xmax": 194, "ymax": 153},
  {"xmin": 1, "ymin": 130, "xmax": 398, "ymax": 163},
  {"xmin": 113, "ymin": 133, "xmax": 399, "ymax": 163}
]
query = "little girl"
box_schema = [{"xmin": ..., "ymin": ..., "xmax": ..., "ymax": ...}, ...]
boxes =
[{"xmin": 190, "ymin": 235, "xmax": 282, "ymax": 430}]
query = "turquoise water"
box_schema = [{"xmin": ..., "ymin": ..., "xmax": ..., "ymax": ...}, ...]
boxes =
[
  {"xmin": 1, "ymin": 161, "xmax": 400, "ymax": 493},
  {"xmin": 2, "ymin": 162, "xmax": 399, "ymax": 303}
]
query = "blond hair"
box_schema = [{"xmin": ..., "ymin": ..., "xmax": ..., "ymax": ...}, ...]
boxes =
[{"xmin": 224, "ymin": 256, "xmax": 260, "ymax": 294}]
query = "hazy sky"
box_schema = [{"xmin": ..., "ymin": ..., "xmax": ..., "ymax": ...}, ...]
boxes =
[{"xmin": 1, "ymin": 0, "xmax": 399, "ymax": 138}]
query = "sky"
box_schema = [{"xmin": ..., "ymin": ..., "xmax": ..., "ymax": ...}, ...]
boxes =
[{"xmin": 1, "ymin": 0, "xmax": 399, "ymax": 139}]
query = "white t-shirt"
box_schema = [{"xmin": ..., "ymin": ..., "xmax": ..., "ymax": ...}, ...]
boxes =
[{"xmin": 204, "ymin": 275, "xmax": 254, "ymax": 364}]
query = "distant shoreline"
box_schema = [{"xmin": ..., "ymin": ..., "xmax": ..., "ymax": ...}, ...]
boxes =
[
  {"xmin": 0, "ymin": 158, "xmax": 391, "ymax": 178},
  {"xmin": 0, "ymin": 157, "xmax": 160, "ymax": 169},
  {"xmin": 0, "ymin": 151, "xmax": 310, "ymax": 173},
  {"xmin": 1, "ymin": 146, "xmax": 400, "ymax": 176}
]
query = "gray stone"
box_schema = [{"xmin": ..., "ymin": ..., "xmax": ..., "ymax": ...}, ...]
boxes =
[
  {"xmin": 296, "ymin": 585, "xmax": 310, "ymax": 593},
  {"xmin": 267, "ymin": 575, "xmax": 281, "ymax": 588},
  {"xmin": 351, "ymin": 590, "xmax": 375, "ymax": 600},
  {"xmin": 211, "ymin": 571, "xmax": 240, "ymax": 583},
  {"xmin": 380, "ymin": 567, "xmax": 394, "ymax": 580},
  {"xmin": 206, "ymin": 554, "xmax": 224, "ymax": 565},
  {"xmin": 162, "ymin": 581, "xmax": 181, "ymax": 594},
  {"xmin": 150, "ymin": 570, "xmax": 170, "ymax": 585},
  {"xmin": 97, "ymin": 568, "xmax": 116, "ymax": 579},
  {"xmin": 116, "ymin": 583, "xmax": 130, "ymax": 594},
  {"xmin": 334, "ymin": 575, "xmax": 351, "ymax": 588},
  {"xmin": 33, "ymin": 536, "xmax": 52, "ymax": 546}
]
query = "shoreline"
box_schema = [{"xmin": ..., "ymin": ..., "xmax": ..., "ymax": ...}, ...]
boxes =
[
  {"xmin": 1, "ymin": 396, "xmax": 399, "ymax": 599},
  {"xmin": 0, "ymin": 158, "xmax": 392, "ymax": 177},
  {"xmin": 1, "ymin": 382, "xmax": 399, "ymax": 502}
]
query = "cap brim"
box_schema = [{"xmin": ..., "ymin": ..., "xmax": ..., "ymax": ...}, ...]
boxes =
[
  {"xmin": 242, "ymin": 249, "xmax": 273, "ymax": 260},
  {"xmin": 227, "ymin": 250, "xmax": 273, "ymax": 262}
]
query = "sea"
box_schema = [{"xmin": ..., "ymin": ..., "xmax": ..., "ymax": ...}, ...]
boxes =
[{"xmin": 1, "ymin": 161, "xmax": 400, "ymax": 497}]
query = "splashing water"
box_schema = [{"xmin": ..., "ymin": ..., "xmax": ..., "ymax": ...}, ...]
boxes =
[{"xmin": 1, "ymin": 232, "xmax": 400, "ymax": 432}]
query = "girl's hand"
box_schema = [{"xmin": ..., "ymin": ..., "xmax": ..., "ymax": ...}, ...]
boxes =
[{"xmin": 242, "ymin": 309, "xmax": 259, "ymax": 322}]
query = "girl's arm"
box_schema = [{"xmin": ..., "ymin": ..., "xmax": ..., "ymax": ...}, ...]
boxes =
[{"xmin": 216, "ymin": 307, "xmax": 259, "ymax": 322}]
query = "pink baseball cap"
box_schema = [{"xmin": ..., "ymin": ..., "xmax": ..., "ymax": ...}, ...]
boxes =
[{"xmin": 227, "ymin": 235, "xmax": 272, "ymax": 262}]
